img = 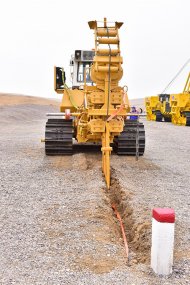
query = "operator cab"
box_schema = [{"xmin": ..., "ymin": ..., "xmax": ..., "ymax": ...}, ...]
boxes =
[
  {"xmin": 70, "ymin": 50, "xmax": 95, "ymax": 89},
  {"xmin": 54, "ymin": 50, "xmax": 95, "ymax": 92},
  {"xmin": 159, "ymin": 94, "xmax": 170, "ymax": 103}
]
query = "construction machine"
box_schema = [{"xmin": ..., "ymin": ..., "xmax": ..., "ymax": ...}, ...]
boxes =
[
  {"xmin": 145, "ymin": 94, "xmax": 171, "ymax": 122},
  {"xmin": 145, "ymin": 96, "xmax": 162, "ymax": 121},
  {"xmin": 160, "ymin": 94, "xmax": 172, "ymax": 122},
  {"xmin": 44, "ymin": 18, "xmax": 145, "ymax": 188},
  {"xmin": 145, "ymin": 72, "xmax": 190, "ymax": 126},
  {"xmin": 170, "ymin": 72, "xmax": 190, "ymax": 126}
]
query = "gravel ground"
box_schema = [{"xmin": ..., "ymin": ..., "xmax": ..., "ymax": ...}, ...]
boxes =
[{"xmin": 0, "ymin": 102, "xmax": 190, "ymax": 284}]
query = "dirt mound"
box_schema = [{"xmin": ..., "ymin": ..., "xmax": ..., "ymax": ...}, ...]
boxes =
[
  {"xmin": 0, "ymin": 93, "xmax": 59, "ymax": 123},
  {"xmin": 0, "ymin": 93, "xmax": 60, "ymax": 106},
  {"xmin": 130, "ymin": 98, "xmax": 145, "ymax": 111}
]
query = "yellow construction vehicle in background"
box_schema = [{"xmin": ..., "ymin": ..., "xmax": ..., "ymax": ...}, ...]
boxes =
[
  {"xmin": 145, "ymin": 96, "xmax": 161, "ymax": 121},
  {"xmin": 145, "ymin": 58, "xmax": 190, "ymax": 125},
  {"xmin": 160, "ymin": 94, "xmax": 172, "ymax": 122},
  {"xmin": 145, "ymin": 72, "xmax": 190, "ymax": 125},
  {"xmin": 170, "ymin": 72, "xmax": 190, "ymax": 126},
  {"xmin": 43, "ymin": 18, "xmax": 145, "ymax": 188},
  {"xmin": 145, "ymin": 94, "xmax": 171, "ymax": 122}
]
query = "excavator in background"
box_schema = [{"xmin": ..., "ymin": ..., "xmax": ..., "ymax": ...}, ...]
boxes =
[
  {"xmin": 43, "ymin": 18, "xmax": 145, "ymax": 188},
  {"xmin": 170, "ymin": 72, "xmax": 190, "ymax": 126}
]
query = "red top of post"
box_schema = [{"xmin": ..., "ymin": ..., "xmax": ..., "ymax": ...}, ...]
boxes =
[{"xmin": 152, "ymin": 208, "xmax": 175, "ymax": 223}]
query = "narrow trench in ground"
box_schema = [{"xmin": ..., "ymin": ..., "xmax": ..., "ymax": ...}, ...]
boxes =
[{"xmin": 105, "ymin": 168, "xmax": 151, "ymax": 265}]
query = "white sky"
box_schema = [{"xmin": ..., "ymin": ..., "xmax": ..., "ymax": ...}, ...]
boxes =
[{"xmin": 0, "ymin": 0, "xmax": 189, "ymax": 99}]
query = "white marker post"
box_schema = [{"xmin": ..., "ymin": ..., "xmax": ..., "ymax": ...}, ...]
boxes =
[{"xmin": 151, "ymin": 208, "xmax": 175, "ymax": 275}]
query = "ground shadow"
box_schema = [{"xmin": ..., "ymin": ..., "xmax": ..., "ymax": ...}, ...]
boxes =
[{"xmin": 73, "ymin": 143, "xmax": 101, "ymax": 154}]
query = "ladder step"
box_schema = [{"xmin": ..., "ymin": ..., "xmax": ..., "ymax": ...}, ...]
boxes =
[
  {"xmin": 97, "ymin": 28, "xmax": 117, "ymax": 37},
  {"xmin": 97, "ymin": 49, "xmax": 119, "ymax": 56},
  {"xmin": 96, "ymin": 66, "xmax": 118, "ymax": 72},
  {"xmin": 98, "ymin": 38, "xmax": 119, "ymax": 44},
  {"xmin": 94, "ymin": 56, "xmax": 122, "ymax": 64}
]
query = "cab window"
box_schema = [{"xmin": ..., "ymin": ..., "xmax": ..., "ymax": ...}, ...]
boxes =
[{"xmin": 77, "ymin": 62, "xmax": 92, "ymax": 83}]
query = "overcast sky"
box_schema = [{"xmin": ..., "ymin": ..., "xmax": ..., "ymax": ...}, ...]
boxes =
[{"xmin": 0, "ymin": 0, "xmax": 189, "ymax": 99}]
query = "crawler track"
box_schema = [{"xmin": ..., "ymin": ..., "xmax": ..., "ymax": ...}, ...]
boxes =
[
  {"xmin": 113, "ymin": 120, "xmax": 145, "ymax": 155},
  {"xmin": 45, "ymin": 118, "xmax": 73, "ymax": 155}
]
